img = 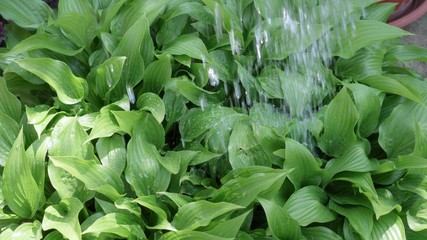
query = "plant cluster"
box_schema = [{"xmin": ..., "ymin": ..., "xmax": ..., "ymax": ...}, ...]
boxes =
[{"xmin": 0, "ymin": 0, "xmax": 427, "ymax": 239}]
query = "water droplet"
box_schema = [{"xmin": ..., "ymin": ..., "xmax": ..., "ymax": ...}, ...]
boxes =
[
  {"xmin": 208, "ymin": 68, "xmax": 219, "ymax": 87},
  {"xmin": 126, "ymin": 84, "xmax": 135, "ymax": 104}
]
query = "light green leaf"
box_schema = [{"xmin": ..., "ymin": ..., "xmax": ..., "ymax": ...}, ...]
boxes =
[
  {"xmin": 126, "ymin": 128, "xmax": 170, "ymax": 196},
  {"xmin": 0, "ymin": 113, "xmax": 20, "ymax": 166},
  {"xmin": 92, "ymin": 56, "xmax": 127, "ymax": 100},
  {"xmin": 371, "ymin": 213, "xmax": 405, "ymax": 240},
  {"xmin": 212, "ymin": 168, "xmax": 290, "ymax": 207},
  {"xmin": 15, "ymin": 58, "xmax": 85, "ymax": 105},
  {"xmin": 4, "ymin": 32, "xmax": 83, "ymax": 57},
  {"xmin": 8, "ymin": 221, "xmax": 42, "ymax": 240},
  {"xmin": 172, "ymin": 200, "xmax": 243, "ymax": 230},
  {"xmin": 385, "ymin": 45, "xmax": 427, "ymax": 63},
  {"xmin": 96, "ymin": 135, "xmax": 126, "ymax": 175},
  {"xmin": 0, "ymin": 77, "xmax": 22, "ymax": 122},
  {"xmin": 302, "ymin": 226, "xmax": 342, "ymax": 240},
  {"xmin": 324, "ymin": 142, "xmax": 379, "ymax": 181},
  {"xmin": 329, "ymin": 201, "xmax": 374, "ymax": 240},
  {"xmin": 161, "ymin": 230, "xmax": 233, "ymax": 240},
  {"xmin": 205, "ymin": 211, "xmax": 251, "ymax": 238},
  {"xmin": 333, "ymin": 20, "xmax": 411, "ymax": 58},
  {"xmin": 319, "ymin": 87, "xmax": 359, "ymax": 157},
  {"xmin": 26, "ymin": 105, "xmax": 63, "ymax": 138},
  {"xmin": 137, "ymin": 93, "xmax": 166, "ymax": 123},
  {"xmin": 109, "ymin": 110, "xmax": 146, "ymax": 135},
  {"xmin": 407, "ymin": 197, "xmax": 427, "ymax": 231},
  {"xmin": 179, "ymin": 106, "xmax": 246, "ymax": 142},
  {"xmin": 175, "ymin": 79, "xmax": 221, "ymax": 107},
  {"xmin": 396, "ymin": 155, "xmax": 427, "ymax": 169},
  {"xmin": 161, "ymin": 34, "xmax": 211, "ymax": 61},
  {"xmin": 82, "ymin": 213, "xmax": 146, "ymax": 239},
  {"xmin": 258, "ymin": 198, "xmax": 302, "ymax": 240},
  {"xmin": 141, "ymin": 56, "xmax": 172, "ymax": 93},
  {"xmin": 42, "ymin": 198, "xmax": 83, "ymax": 240},
  {"xmin": 50, "ymin": 156, "xmax": 124, "ymax": 201},
  {"xmin": 86, "ymin": 108, "xmax": 122, "ymax": 142},
  {"xmin": 283, "ymin": 138, "xmax": 322, "ymax": 189},
  {"xmin": 2, "ymin": 130, "xmax": 44, "ymax": 218},
  {"xmin": 284, "ymin": 186, "xmax": 336, "ymax": 226},
  {"xmin": 134, "ymin": 196, "xmax": 175, "ymax": 230},
  {"xmin": 361, "ymin": 75, "xmax": 423, "ymax": 104},
  {"xmin": 0, "ymin": 0, "xmax": 52, "ymax": 29}
]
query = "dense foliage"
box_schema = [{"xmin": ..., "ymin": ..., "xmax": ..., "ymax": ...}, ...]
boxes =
[{"xmin": 0, "ymin": 0, "xmax": 427, "ymax": 239}]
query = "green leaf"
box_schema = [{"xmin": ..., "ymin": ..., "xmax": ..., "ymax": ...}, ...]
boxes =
[
  {"xmin": 371, "ymin": 213, "xmax": 405, "ymax": 240},
  {"xmin": 205, "ymin": 211, "xmax": 251, "ymax": 238},
  {"xmin": 397, "ymin": 174, "xmax": 427, "ymax": 199},
  {"xmin": 161, "ymin": 34, "xmax": 211, "ymax": 61},
  {"xmin": 96, "ymin": 135, "xmax": 126, "ymax": 175},
  {"xmin": 137, "ymin": 93, "xmax": 166, "ymax": 123},
  {"xmin": 385, "ymin": 45, "xmax": 427, "ymax": 63},
  {"xmin": 0, "ymin": 77, "xmax": 22, "ymax": 122},
  {"xmin": 258, "ymin": 198, "xmax": 302, "ymax": 240},
  {"xmin": 379, "ymin": 100, "xmax": 427, "ymax": 158},
  {"xmin": 175, "ymin": 79, "xmax": 221, "ymax": 107},
  {"xmin": 396, "ymin": 155, "xmax": 427, "ymax": 169},
  {"xmin": 284, "ymin": 186, "xmax": 336, "ymax": 226},
  {"xmin": 86, "ymin": 108, "xmax": 122, "ymax": 142},
  {"xmin": 0, "ymin": 113, "xmax": 20, "ymax": 166},
  {"xmin": 7, "ymin": 221, "xmax": 43, "ymax": 240},
  {"xmin": 329, "ymin": 201, "xmax": 374, "ymax": 240},
  {"xmin": 212, "ymin": 168, "xmax": 290, "ymax": 207},
  {"xmin": 0, "ymin": 0, "xmax": 52, "ymax": 29},
  {"xmin": 82, "ymin": 213, "xmax": 146, "ymax": 239},
  {"xmin": 126, "ymin": 128, "xmax": 170, "ymax": 196},
  {"xmin": 92, "ymin": 56, "xmax": 127, "ymax": 100},
  {"xmin": 141, "ymin": 56, "xmax": 172, "ymax": 93},
  {"xmin": 324, "ymin": 142, "xmax": 379, "ymax": 181},
  {"xmin": 319, "ymin": 87, "xmax": 358, "ymax": 157},
  {"xmin": 2, "ymin": 129, "xmax": 44, "ymax": 218},
  {"xmin": 302, "ymin": 226, "xmax": 342, "ymax": 240},
  {"xmin": 283, "ymin": 138, "xmax": 322, "ymax": 189},
  {"xmin": 4, "ymin": 32, "xmax": 83, "ymax": 57},
  {"xmin": 172, "ymin": 200, "xmax": 243, "ymax": 230},
  {"xmin": 333, "ymin": 172, "xmax": 379, "ymax": 204},
  {"xmin": 98, "ymin": 0, "xmax": 127, "ymax": 33},
  {"xmin": 42, "ymin": 197, "xmax": 83, "ymax": 240},
  {"xmin": 407, "ymin": 197, "xmax": 427, "ymax": 231},
  {"xmin": 161, "ymin": 231, "xmax": 233, "ymax": 240},
  {"xmin": 179, "ymin": 106, "xmax": 246, "ymax": 142},
  {"xmin": 50, "ymin": 156, "xmax": 124, "ymax": 201},
  {"xmin": 361, "ymin": 75, "xmax": 423, "ymax": 104},
  {"xmin": 333, "ymin": 20, "xmax": 411, "ymax": 58},
  {"xmin": 134, "ymin": 196, "xmax": 175, "ymax": 230},
  {"xmin": 14, "ymin": 58, "xmax": 85, "ymax": 105}
]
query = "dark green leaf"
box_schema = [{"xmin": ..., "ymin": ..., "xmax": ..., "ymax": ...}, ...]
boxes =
[{"xmin": 141, "ymin": 56, "xmax": 172, "ymax": 94}]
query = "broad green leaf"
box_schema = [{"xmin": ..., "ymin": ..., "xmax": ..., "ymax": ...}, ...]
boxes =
[
  {"xmin": 0, "ymin": 113, "xmax": 20, "ymax": 166},
  {"xmin": 161, "ymin": 34, "xmax": 211, "ymax": 61},
  {"xmin": 175, "ymin": 79, "xmax": 221, "ymax": 107},
  {"xmin": 163, "ymin": 89, "xmax": 188, "ymax": 125},
  {"xmin": 43, "ymin": 230, "xmax": 67, "ymax": 240},
  {"xmin": 82, "ymin": 213, "xmax": 146, "ymax": 239},
  {"xmin": 157, "ymin": 192, "xmax": 193, "ymax": 209},
  {"xmin": 212, "ymin": 169, "xmax": 290, "ymax": 207},
  {"xmin": 172, "ymin": 200, "xmax": 243, "ymax": 230},
  {"xmin": 42, "ymin": 198, "xmax": 83, "ymax": 240},
  {"xmin": 156, "ymin": 15, "xmax": 189, "ymax": 46},
  {"xmin": 371, "ymin": 213, "xmax": 405, "ymax": 240},
  {"xmin": 0, "ymin": 77, "xmax": 21, "ymax": 122},
  {"xmin": 258, "ymin": 198, "xmax": 302, "ymax": 240},
  {"xmin": 25, "ymin": 105, "xmax": 64, "ymax": 137},
  {"xmin": 407, "ymin": 197, "xmax": 427, "ymax": 231},
  {"xmin": 92, "ymin": 56, "xmax": 126, "ymax": 100},
  {"xmin": 228, "ymin": 121, "xmax": 271, "ymax": 169},
  {"xmin": 109, "ymin": 110, "xmax": 146, "ymax": 135},
  {"xmin": 379, "ymin": 100, "xmax": 427, "ymax": 158},
  {"xmin": 161, "ymin": 231, "xmax": 233, "ymax": 240},
  {"xmin": 96, "ymin": 135, "xmax": 126, "ymax": 175},
  {"xmin": 8, "ymin": 221, "xmax": 42, "ymax": 240},
  {"xmin": 98, "ymin": 0, "xmax": 126, "ymax": 33},
  {"xmin": 141, "ymin": 56, "xmax": 172, "ymax": 93},
  {"xmin": 0, "ymin": 0, "xmax": 52, "ymax": 29},
  {"xmin": 329, "ymin": 201, "xmax": 374, "ymax": 240},
  {"xmin": 348, "ymin": 83, "xmax": 383, "ymax": 137},
  {"xmin": 365, "ymin": 3, "xmax": 396, "ymax": 22},
  {"xmin": 284, "ymin": 186, "xmax": 336, "ymax": 226},
  {"xmin": 319, "ymin": 87, "xmax": 358, "ymax": 157},
  {"xmin": 385, "ymin": 45, "xmax": 427, "ymax": 63},
  {"xmin": 15, "ymin": 58, "xmax": 85, "ymax": 105},
  {"xmin": 205, "ymin": 211, "xmax": 251, "ymax": 238},
  {"xmin": 253, "ymin": 0, "xmax": 286, "ymax": 19},
  {"xmin": 397, "ymin": 174, "xmax": 427, "ymax": 199},
  {"xmin": 86, "ymin": 108, "xmax": 122, "ymax": 142},
  {"xmin": 333, "ymin": 172, "xmax": 379, "ymax": 204},
  {"xmin": 137, "ymin": 93, "xmax": 166, "ymax": 123},
  {"xmin": 324, "ymin": 142, "xmax": 379, "ymax": 181},
  {"xmin": 4, "ymin": 32, "xmax": 82, "ymax": 57},
  {"xmin": 396, "ymin": 155, "xmax": 427, "ymax": 169},
  {"xmin": 112, "ymin": 16, "xmax": 149, "ymax": 98},
  {"xmin": 126, "ymin": 129, "xmax": 170, "ymax": 196},
  {"xmin": 333, "ymin": 20, "xmax": 411, "ymax": 58},
  {"xmin": 179, "ymin": 106, "xmax": 246, "ymax": 142},
  {"xmin": 302, "ymin": 226, "xmax": 342, "ymax": 240},
  {"xmin": 283, "ymin": 138, "xmax": 321, "ymax": 189},
  {"xmin": 361, "ymin": 75, "xmax": 423, "ymax": 104},
  {"xmin": 2, "ymin": 130, "xmax": 44, "ymax": 218},
  {"xmin": 134, "ymin": 196, "xmax": 175, "ymax": 230},
  {"xmin": 50, "ymin": 156, "xmax": 124, "ymax": 201}
]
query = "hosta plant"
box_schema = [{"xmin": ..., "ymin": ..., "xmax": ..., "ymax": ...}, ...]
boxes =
[{"xmin": 0, "ymin": 0, "xmax": 427, "ymax": 239}]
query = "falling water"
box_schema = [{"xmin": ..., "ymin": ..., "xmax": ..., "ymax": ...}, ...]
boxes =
[{"xmin": 205, "ymin": 0, "xmax": 369, "ymax": 151}]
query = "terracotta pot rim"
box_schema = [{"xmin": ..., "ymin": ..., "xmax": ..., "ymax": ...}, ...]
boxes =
[{"xmin": 388, "ymin": 0, "xmax": 427, "ymax": 28}]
